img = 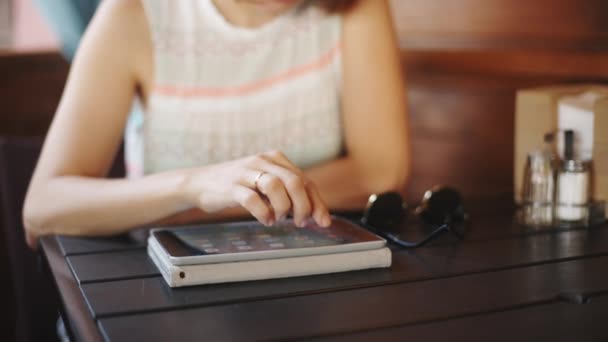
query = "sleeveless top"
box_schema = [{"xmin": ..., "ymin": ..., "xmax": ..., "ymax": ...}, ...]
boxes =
[{"xmin": 126, "ymin": 0, "xmax": 344, "ymax": 178}]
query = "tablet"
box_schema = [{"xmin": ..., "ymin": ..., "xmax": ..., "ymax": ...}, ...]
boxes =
[{"xmin": 150, "ymin": 216, "xmax": 386, "ymax": 265}]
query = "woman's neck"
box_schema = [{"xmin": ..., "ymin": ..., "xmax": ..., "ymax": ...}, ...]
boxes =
[{"xmin": 211, "ymin": 0, "xmax": 301, "ymax": 28}]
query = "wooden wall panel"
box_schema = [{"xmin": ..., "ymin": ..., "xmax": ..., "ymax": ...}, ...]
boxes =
[
  {"xmin": 391, "ymin": 0, "xmax": 608, "ymax": 50},
  {"xmin": 0, "ymin": 51, "xmax": 68, "ymax": 136},
  {"xmin": 396, "ymin": 0, "xmax": 608, "ymax": 201},
  {"xmin": 405, "ymin": 50, "xmax": 608, "ymax": 80},
  {"xmin": 406, "ymin": 72, "xmax": 532, "ymax": 199}
]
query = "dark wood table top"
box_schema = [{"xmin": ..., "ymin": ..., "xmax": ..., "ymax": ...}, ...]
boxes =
[{"xmin": 40, "ymin": 200, "xmax": 608, "ymax": 342}]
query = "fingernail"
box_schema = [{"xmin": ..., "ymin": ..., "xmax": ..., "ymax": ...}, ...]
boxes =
[{"xmin": 323, "ymin": 215, "xmax": 332, "ymax": 227}]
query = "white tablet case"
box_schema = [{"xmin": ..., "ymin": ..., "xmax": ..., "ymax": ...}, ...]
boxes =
[{"xmin": 148, "ymin": 236, "xmax": 392, "ymax": 287}]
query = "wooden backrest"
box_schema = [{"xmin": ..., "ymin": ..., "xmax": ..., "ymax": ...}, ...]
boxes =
[
  {"xmin": 1, "ymin": 1, "xmax": 608, "ymax": 201},
  {"xmin": 0, "ymin": 137, "xmax": 60, "ymax": 342},
  {"xmin": 395, "ymin": 0, "xmax": 608, "ymax": 201},
  {"xmin": 392, "ymin": 0, "xmax": 608, "ymax": 50},
  {"xmin": 0, "ymin": 51, "xmax": 68, "ymax": 136}
]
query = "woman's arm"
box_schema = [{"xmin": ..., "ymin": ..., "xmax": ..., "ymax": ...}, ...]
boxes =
[
  {"xmin": 23, "ymin": 0, "xmax": 329, "ymax": 247},
  {"xmin": 306, "ymin": 0, "xmax": 410, "ymax": 210},
  {"xmin": 23, "ymin": 0, "xmax": 147, "ymax": 241}
]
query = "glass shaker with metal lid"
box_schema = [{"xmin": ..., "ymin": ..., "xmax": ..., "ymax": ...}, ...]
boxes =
[
  {"xmin": 521, "ymin": 148, "xmax": 557, "ymax": 227},
  {"xmin": 555, "ymin": 131, "xmax": 591, "ymax": 226}
]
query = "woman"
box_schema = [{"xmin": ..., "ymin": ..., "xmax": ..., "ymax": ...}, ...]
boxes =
[{"xmin": 23, "ymin": 0, "xmax": 409, "ymax": 248}]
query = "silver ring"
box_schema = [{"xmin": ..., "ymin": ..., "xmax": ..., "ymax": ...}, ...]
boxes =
[{"xmin": 253, "ymin": 171, "xmax": 266, "ymax": 189}]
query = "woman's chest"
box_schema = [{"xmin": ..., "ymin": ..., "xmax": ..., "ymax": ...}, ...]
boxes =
[{"xmin": 142, "ymin": 66, "xmax": 344, "ymax": 173}]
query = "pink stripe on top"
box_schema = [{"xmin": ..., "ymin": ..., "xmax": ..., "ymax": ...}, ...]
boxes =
[{"xmin": 153, "ymin": 43, "xmax": 342, "ymax": 98}]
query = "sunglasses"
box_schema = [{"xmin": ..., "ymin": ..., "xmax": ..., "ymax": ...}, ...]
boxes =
[{"xmin": 361, "ymin": 186, "xmax": 467, "ymax": 248}]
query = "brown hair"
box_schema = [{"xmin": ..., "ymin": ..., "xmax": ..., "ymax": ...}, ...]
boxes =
[{"xmin": 315, "ymin": 0, "xmax": 359, "ymax": 13}]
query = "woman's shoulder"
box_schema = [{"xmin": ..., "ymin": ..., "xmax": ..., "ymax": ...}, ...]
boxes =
[
  {"xmin": 79, "ymin": 0, "xmax": 152, "ymax": 90},
  {"xmin": 91, "ymin": 0, "xmax": 148, "ymax": 43},
  {"xmin": 341, "ymin": 0, "xmax": 392, "ymax": 23},
  {"xmin": 97, "ymin": 0, "xmax": 146, "ymax": 20}
]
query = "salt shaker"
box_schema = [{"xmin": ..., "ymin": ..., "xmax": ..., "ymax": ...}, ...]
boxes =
[
  {"xmin": 555, "ymin": 160, "xmax": 590, "ymax": 225},
  {"xmin": 555, "ymin": 130, "xmax": 591, "ymax": 226}
]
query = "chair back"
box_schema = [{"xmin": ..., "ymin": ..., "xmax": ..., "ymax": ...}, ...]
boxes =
[{"xmin": 0, "ymin": 137, "xmax": 60, "ymax": 342}]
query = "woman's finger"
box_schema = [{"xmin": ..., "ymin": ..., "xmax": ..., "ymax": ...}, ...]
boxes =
[
  {"xmin": 306, "ymin": 182, "xmax": 332, "ymax": 227},
  {"xmin": 255, "ymin": 172, "xmax": 292, "ymax": 222},
  {"xmin": 253, "ymin": 159, "xmax": 312, "ymax": 227},
  {"xmin": 262, "ymin": 151, "xmax": 330, "ymax": 227},
  {"xmin": 237, "ymin": 168, "xmax": 269, "ymax": 189},
  {"xmin": 232, "ymin": 186, "xmax": 274, "ymax": 226}
]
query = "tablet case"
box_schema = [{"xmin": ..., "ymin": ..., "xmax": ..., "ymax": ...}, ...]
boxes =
[{"xmin": 148, "ymin": 236, "xmax": 392, "ymax": 287}]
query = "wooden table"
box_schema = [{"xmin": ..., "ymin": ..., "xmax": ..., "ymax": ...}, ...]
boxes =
[{"xmin": 40, "ymin": 200, "xmax": 608, "ymax": 341}]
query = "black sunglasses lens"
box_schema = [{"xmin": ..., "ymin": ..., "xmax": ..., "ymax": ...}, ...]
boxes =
[
  {"xmin": 366, "ymin": 192, "xmax": 406, "ymax": 232},
  {"xmin": 420, "ymin": 187, "xmax": 464, "ymax": 225}
]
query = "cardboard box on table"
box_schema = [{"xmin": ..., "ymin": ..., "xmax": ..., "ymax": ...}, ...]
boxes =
[{"xmin": 514, "ymin": 85, "xmax": 608, "ymax": 207}]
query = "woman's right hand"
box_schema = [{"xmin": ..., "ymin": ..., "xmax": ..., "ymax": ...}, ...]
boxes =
[{"xmin": 178, "ymin": 151, "xmax": 332, "ymax": 228}]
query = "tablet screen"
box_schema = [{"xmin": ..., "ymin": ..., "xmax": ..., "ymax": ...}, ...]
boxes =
[{"xmin": 153, "ymin": 217, "xmax": 383, "ymax": 258}]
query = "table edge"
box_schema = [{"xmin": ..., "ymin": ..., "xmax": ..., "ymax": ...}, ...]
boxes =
[{"xmin": 41, "ymin": 235, "xmax": 104, "ymax": 342}]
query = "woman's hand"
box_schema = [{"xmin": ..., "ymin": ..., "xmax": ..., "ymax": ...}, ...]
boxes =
[{"xmin": 179, "ymin": 151, "xmax": 332, "ymax": 228}]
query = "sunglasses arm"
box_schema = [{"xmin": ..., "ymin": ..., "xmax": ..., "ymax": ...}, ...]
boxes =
[
  {"xmin": 445, "ymin": 223, "xmax": 464, "ymax": 240},
  {"xmin": 407, "ymin": 223, "xmax": 450, "ymax": 247},
  {"xmin": 369, "ymin": 223, "xmax": 450, "ymax": 249}
]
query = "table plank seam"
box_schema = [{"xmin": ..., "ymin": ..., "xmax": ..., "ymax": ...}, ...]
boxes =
[
  {"xmin": 59, "ymin": 217, "xmax": 608, "ymax": 256},
  {"xmin": 87, "ymin": 253, "xmax": 608, "ymax": 320},
  {"xmin": 295, "ymin": 302, "xmax": 558, "ymax": 341},
  {"xmin": 61, "ymin": 221, "xmax": 608, "ymax": 285},
  {"xmin": 42, "ymin": 237, "xmax": 105, "ymax": 342},
  {"xmin": 397, "ymin": 224, "xmax": 608, "ymax": 251},
  {"xmin": 292, "ymin": 292, "xmax": 608, "ymax": 341},
  {"xmin": 77, "ymin": 274, "xmax": 161, "ymax": 285},
  {"xmin": 62, "ymin": 246, "xmax": 147, "ymax": 257},
  {"xmin": 75, "ymin": 239, "xmax": 608, "ymax": 288}
]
